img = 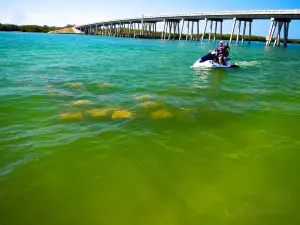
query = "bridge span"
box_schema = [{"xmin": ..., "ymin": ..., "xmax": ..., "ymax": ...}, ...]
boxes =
[{"xmin": 75, "ymin": 10, "xmax": 300, "ymax": 47}]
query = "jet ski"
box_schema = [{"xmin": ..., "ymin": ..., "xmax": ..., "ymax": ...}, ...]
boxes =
[{"xmin": 191, "ymin": 51, "xmax": 239, "ymax": 69}]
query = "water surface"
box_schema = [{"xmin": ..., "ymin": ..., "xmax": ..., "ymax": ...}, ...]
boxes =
[{"xmin": 1, "ymin": 32, "xmax": 300, "ymax": 225}]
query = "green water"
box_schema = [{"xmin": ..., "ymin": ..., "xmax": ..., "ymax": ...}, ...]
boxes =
[{"xmin": 1, "ymin": 32, "xmax": 300, "ymax": 225}]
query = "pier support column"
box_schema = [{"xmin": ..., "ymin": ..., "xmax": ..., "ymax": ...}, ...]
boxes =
[
  {"xmin": 274, "ymin": 22, "xmax": 283, "ymax": 47},
  {"xmin": 208, "ymin": 20, "xmax": 213, "ymax": 43},
  {"xmin": 177, "ymin": 22, "xmax": 180, "ymax": 40},
  {"xmin": 236, "ymin": 20, "xmax": 241, "ymax": 45},
  {"xmin": 190, "ymin": 21, "xmax": 194, "ymax": 42},
  {"xmin": 202, "ymin": 18, "xmax": 208, "ymax": 42},
  {"xmin": 283, "ymin": 21, "xmax": 290, "ymax": 47},
  {"xmin": 248, "ymin": 21, "xmax": 252, "ymax": 44},
  {"xmin": 179, "ymin": 19, "xmax": 184, "ymax": 41},
  {"xmin": 197, "ymin": 21, "xmax": 200, "ymax": 41},
  {"xmin": 266, "ymin": 19, "xmax": 274, "ymax": 45},
  {"xmin": 266, "ymin": 18, "xmax": 276, "ymax": 46},
  {"xmin": 172, "ymin": 22, "xmax": 175, "ymax": 39},
  {"xmin": 241, "ymin": 21, "xmax": 247, "ymax": 44},
  {"xmin": 229, "ymin": 18, "xmax": 236, "ymax": 44},
  {"xmin": 168, "ymin": 21, "xmax": 171, "ymax": 40},
  {"xmin": 268, "ymin": 21, "xmax": 277, "ymax": 46},
  {"xmin": 95, "ymin": 25, "xmax": 98, "ymax": 35},
  {"xmin": 162, "ymin": 20, "xmax": 166, "ymax": 40},
  {"xmin": 220, "ymin": 21, "xmax": 223, "ymax": 40},
  {"xmin": 141, "ymin": 18, "xmax": 144, "ymax": 36},
  {"xmin": 213, "ymin": 21, "xmax": 218, "ymax": 43},
  {"xmin": 186, "ymin": 21, "xmax": 190, "ymax": 41},
  {"xmin": 153, "ymin": 23, "xmax": 155, "ymax": 37},
  {"xmin": 164, "ymin": 21, "xmax": 168, "ymax": 40}
]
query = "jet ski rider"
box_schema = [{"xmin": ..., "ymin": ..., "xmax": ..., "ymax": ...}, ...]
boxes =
[{"xmin": 214, "ymin": 41, "xmax": 230, "ymax": 66}]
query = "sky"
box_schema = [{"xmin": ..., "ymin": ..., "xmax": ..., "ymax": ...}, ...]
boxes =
[{"xmin": 1, "ymin": 0, "xmax": 300, "ymax": 37}]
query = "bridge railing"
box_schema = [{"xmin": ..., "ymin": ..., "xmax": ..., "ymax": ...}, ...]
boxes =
[{"xmin": 144, "ymin": 9, "xmax": 300, "ymax": 19}]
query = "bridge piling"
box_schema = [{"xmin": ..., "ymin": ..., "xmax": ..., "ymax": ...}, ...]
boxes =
[
  {"xmin": 177, "ymin": 21, "xmax": 180, "ymax": 39},
  {"xmin": 283, "ymin": 22, "xmax": 288, "ymax": 47},
  {"xmin": 242, "ymin": 21, "xmax": 247, "ymax": 44},
  {"xmin": 229, "ymin": 18, "xmax": 236, "ymax": 44},
  {"xmin": 266, "ymin": 19, "xmax": 275, "ymax": 46},
  {"xmin": 186, "ymin": 21, "xmax": 190, "ymax": 41},
  {"xmin": 248, "ymin": 21, "xmax": 252, "ymax": 44},
  {"xmin": 236, "ymin": 20, "xmax": 241, "ymax": 45},
  {"xmin": 164, "ymin": 22, "xmax": 168, "ymax": 39},
  {"xmin": 208, "ymin": 20, "xmax": 212, "ymax": 42},
  {"xmin": 214, "ymin": 21, "xmax": 218, "ymax": 43},
  {"xmin": 180, "ymin": 19, "xmax": 184, "ymax": 40},
  {"xmin": 168, "ymin": 22, "xmax": 171, "ymax": 40},
  {"xmin": 190, "ymin": 21, "xmax": 194, "ymax": 42},
  {"xmin": 197, "ymin": 21, "xmax": 200, "ymax": 41},
  {"xmin": 162, "ymin": 20, "xmax": 166, "ymax": 40},
  {"xmin": 220, "ymin": 21, "xmax": 223, "ymax": 40},
  {"xmin": 268, "ymin": 21, "xmax": 277, "ymax": 46},
  {"xmin": 274, "ymin": 22, "xmax": 283, "ymax": 46},
  {"xmin": 283, "ymin": 21, "xmax": 290, "ymax": 47},
  {"xmin": 141, "ymin": 21, "xmax": 144, "ymax": 36},
  {"xmin": 202, "ymin": 18, "xmax": 208, "ymax": 42}
]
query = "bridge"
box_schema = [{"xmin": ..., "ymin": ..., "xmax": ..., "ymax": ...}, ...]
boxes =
[{"xmin": 75, "ymin": 10, "xmax": 300, "ymax": 47}]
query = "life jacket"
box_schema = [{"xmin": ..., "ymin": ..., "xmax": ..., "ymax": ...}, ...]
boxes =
[{"xmin": 216, "ymin": 46, "xmax": 225, "ymax": 54}]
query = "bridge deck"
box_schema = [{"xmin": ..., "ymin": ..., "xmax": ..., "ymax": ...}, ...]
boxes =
[{"xmin": 76, "ymin": 9, "xmax": 300, "ymax": 28}]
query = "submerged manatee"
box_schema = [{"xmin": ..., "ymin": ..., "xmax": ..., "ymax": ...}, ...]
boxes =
[
  {"xmin": 85, "ymin": 109, "xmax": 112, "ymax": 117},
  {"xmin": 60, "ymin": 112, "xmax": 83, "ymax": 120},
  {"xmin": 135, "ymin": 95, "xmax": 152, "ymax": 101},
  {"xmin": 67, "ymin": 83, "xmax": 84, "ymax": 88},
  {"xmin": 73, "ymin": 100, "xmax": 93, "ymax": 106},
  {"xmin": 98, "ymin": 83, "xmax": 114, "ymax": 88},
  {"xmin": 152, "ymin": 109, "xmax": 173, "ymax": 119},
  {"xmin": 112, "ymin": 110, "xmax": 132, "ymax": 119},
  {"xmin": 140, "ymin": 101, "xmax": 163, "ymax": 109}
]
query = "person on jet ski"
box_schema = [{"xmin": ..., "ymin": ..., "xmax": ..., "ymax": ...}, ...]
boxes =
[
  {"xmin": 214, "ymin": 41, "xmax": 227, "ymax": 66},
  {"xmin": 224, "ymin": 43, "xmax": 230, "ymax": 58}
]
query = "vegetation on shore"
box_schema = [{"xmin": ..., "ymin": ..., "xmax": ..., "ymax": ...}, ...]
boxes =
[{"xmin": 0, "ymin": 24, "xmax": 75, "ymax": 33}]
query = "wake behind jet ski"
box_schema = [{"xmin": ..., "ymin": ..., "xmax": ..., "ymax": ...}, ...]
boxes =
[{"xmin": 191, "ymin": 41, "xmax": 239, "ymax": 69}]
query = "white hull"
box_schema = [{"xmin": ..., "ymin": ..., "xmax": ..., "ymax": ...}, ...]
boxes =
[{"xmin": 191, "ymin": 59, "xmax": 232, "ymax": 69}]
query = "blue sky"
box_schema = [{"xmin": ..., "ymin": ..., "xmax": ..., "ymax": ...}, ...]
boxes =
[{"xmin": 1, "ymin": 0, "xmax": 300, "ymax": 37}]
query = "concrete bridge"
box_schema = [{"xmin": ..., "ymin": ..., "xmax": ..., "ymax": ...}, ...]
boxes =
[{"xmin": 75, "ymin": 9, "xmax": 300, "ymax": 47}]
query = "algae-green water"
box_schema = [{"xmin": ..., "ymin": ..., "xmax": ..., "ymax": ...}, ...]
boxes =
[{"xmin": 1, "ymin": 32, "xmax": 300, "ymax": 225}]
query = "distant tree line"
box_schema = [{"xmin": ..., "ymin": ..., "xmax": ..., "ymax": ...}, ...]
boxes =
[{"xmin": 0, "ymin": 24, "xmax": 76, "ymax": 33}]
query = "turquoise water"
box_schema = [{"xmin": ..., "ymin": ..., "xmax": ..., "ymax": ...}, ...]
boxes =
[{"xmin": 1, "ymin": 32, "xmax": 300, "ymax": 225}]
